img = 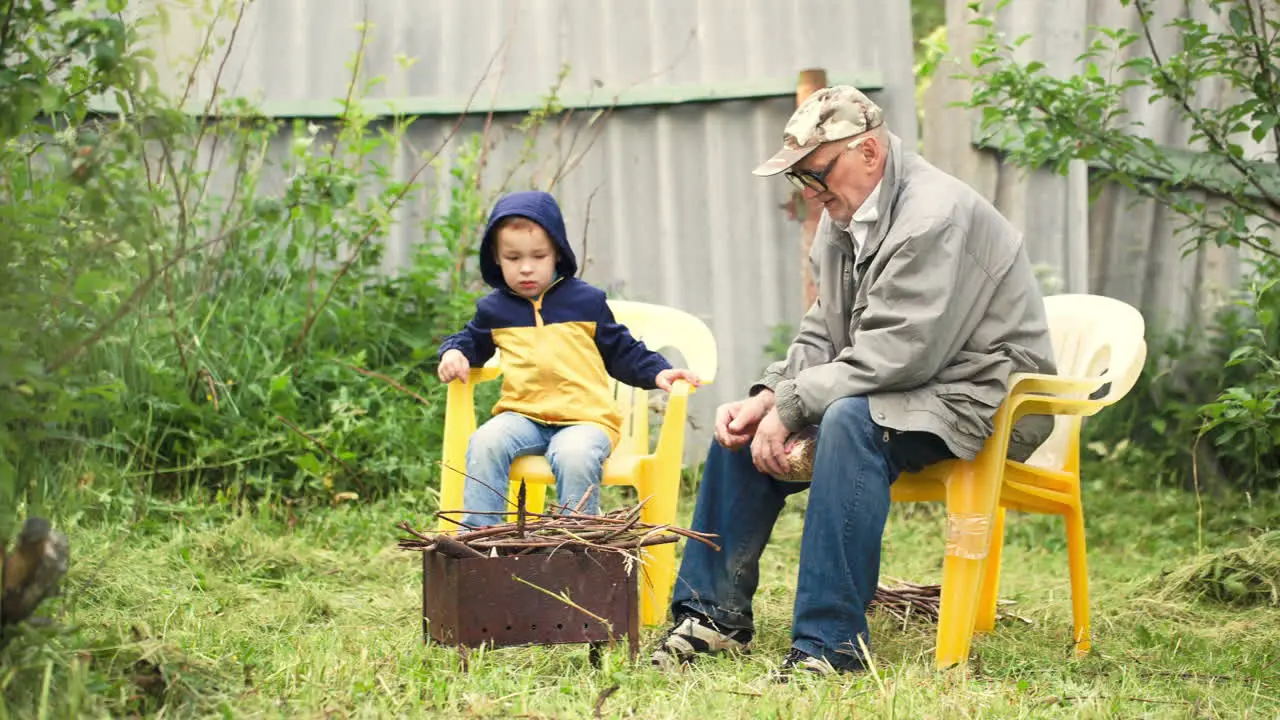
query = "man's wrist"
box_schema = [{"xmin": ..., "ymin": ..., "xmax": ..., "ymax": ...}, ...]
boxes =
[
  {"xmin": 772, "ymin": 381, "xmax": 806, "ymax": 432},
  {"xmin": 752, "ymin": 388, "xmax": 776, "ymax": 411}
]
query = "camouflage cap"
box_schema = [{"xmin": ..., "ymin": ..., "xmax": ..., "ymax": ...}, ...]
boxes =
[{"xmin": 752, "ymin": 85, "xmax": 885, "ymax": 176}]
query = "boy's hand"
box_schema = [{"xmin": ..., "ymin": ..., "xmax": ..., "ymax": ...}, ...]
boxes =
[
  {"xmin": 437, "ymin": 349, "xmax": 471, "ymax": 383},
  {"xmin": 656, "ymin": 368, "xmax": 701, "ymax": 392}
]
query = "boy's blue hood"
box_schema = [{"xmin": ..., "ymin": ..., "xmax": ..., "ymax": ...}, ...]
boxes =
[{"xmin": 479, "ymin": 191, "xmax": 577, "ymax": 290}]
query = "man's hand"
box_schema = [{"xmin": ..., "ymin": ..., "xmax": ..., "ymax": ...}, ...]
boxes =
[
  {"xmin": 713, "ymin": 390, "xmax": 774, "ymax": 450},
  {"xmin": 656, "ymin": 368, "xmax": 701, "ymax": 392},
  {"xmin": 437, "ymin": 349, "xmax": 471, "ymax": 384},
  {"xmin": 750, "ymin": 407, "xmax": 793, "ymax": 477}
]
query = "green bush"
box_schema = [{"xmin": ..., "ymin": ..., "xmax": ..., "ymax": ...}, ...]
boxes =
[
  {"xmin": 963, "ymin": 0, "xmax": 1280, "ymax": 492},
  {"xmin": 0, "ymin": 2, "xmax": 574, "ymax": 527}
]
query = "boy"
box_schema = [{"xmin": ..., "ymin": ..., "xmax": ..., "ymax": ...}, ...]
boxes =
[{"xmin": 437, "ymin": 190, "xmax": 700, "ymax": 527}]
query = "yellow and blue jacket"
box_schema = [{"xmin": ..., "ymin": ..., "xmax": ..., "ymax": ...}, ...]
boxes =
[{"xmin": 438, "ymin": 190, "xmax": 671, "ymax": 447}]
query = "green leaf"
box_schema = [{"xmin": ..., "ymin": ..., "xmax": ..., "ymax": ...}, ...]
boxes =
[{"xmin": 72, "ymin": 270, "xmax": 114, "ymax": 302}]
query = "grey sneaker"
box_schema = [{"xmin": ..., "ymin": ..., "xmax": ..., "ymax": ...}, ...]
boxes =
[
  {"xmin": 771, "ymin": 648, "xmax": 842, "ymax": 682},
  {"xmin": 650, "ymin": 615, "xmax": 750, "ymax": 668}
]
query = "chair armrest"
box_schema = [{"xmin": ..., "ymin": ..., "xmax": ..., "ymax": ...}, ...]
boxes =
[
  {"xmin": 466, "ymin": 368, "xmax": 503, "ymax": 384},
  {"xmin": 1007, "ymin": 373, "xmax": 1110, "ymax": 420},
  {"xmin": 653, "ymin": 381, "xmax": 694, "ymax": 460},
  {"xmin": 1009, "ymin": 372, "xmax": 1105, "ymax": 398}
]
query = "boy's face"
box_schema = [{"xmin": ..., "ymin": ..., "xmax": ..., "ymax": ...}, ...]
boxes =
[{"xmin": 495, "ymin": 223, "xmax": 558, "ymax": 299}]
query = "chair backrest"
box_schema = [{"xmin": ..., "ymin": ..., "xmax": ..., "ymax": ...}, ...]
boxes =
[
  {"xmin": 606, "ymin": 300, "xmax": 719, "ymax": 452},
  {"xmin": 480, "ymin": 299, "xmax": 719, "ymax": 453},
  {"xmin": 1024, "ymin": 293, "xmax": 1148, "ymax": 470}
]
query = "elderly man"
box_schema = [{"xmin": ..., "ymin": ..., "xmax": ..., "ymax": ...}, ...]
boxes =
[{"xmin": 651, "ymin": 86, "xmax": 1057, "ymax": 677}]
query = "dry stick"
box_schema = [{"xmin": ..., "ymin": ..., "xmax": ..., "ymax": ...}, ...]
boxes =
[
  {"xmin": 180, "ymin": 0, "xmax": 251, "ymax": 252},
  {"xmin": 546, "ymin": 29, "xmax": 696, "ymax": 192},
  {"xmin": 433, "ymin": 509, "xmax": 721, "ymax": 550},
  {"xmin": 433, "ymin": 535, "xmax": 487, "ymax": 559},
  {"xmin": 201, "ymin": 132, "xmax": 258, "ymax": 296},
  {"xmin": 593, "ymin": 685, "xmax": 619, "ymax": 719},
  {"xmin": 1055, "ymin": 696, "xmax": 1189, "ymax": 707},
  {"xmin": 189, "ymin": 0, "xmax": 248, "ymax": 181},
  {"xmin": 516, "ymin": 480, "xmax": 527, "ymax": 537},
  {"xmin": 289, "ymin": 37, "xmax": 512, "ymax": 361},
  {"xmin": 329, "ymin": 5, "xmax": 371, "ymax": 163},
  {"xmin": 438, "ymin": 461, "xmax": 523, "ymax": 511},
  {"xmin": 474, "ymin": 15, "xmax": 517, "ymax": 183},
  {"xmin": 339, "ymin": 361, "xmax": 431, "ymax": 408},
  {"xmin": 449, "ymin": 23, "xmax": 516, "ymax": 282},
  {"xmin": 510, "ymin": 575, "xmax": 614, "ymax": 633},
  {"xmin": 577, "ymin": 183, "xmax": 603, "ymax": 278},
  {"xmin": 201, "ymin": 369, "xmax": 219, "ymax": 411},
  {"xmin": 162, "ymin": 271, "xmax": 191, "ymax": 377},
  {"xmin": 396, "ymin": 520, "xmax": 436, "ymax": 544},
  {"xmin": 274, "ymin": 414, "xmax": 366, "ymax": 492},
  {"xmin": 175, "ymin": 2, "xmax": 223, "ymax": 108}
]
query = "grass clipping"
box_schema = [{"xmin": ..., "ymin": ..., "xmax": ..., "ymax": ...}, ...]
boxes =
[{"xmin": 1149, "ymin": 531, "xmax": 1280, "ymax": 608}]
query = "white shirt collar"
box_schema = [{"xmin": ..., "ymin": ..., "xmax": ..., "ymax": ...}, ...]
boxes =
[
  {"xmin": 852, "ymin": 180, "xmax": 882, "ymax": 225},
  {"xmin": 833, "ymin": 180, "xmax": 883, "ymax": 232}
]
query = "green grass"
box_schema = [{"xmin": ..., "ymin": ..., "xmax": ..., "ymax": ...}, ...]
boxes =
[{"xmin": 3, "ymin": 464, "xmax": 1279, "ymax": 719}]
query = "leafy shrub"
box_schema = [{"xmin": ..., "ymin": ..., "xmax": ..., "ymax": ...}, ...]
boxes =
[
  {"xmin": 0, "ymin": 2, "xmax": 578, "ymax": 526},
  {"xmin": 962, "ymin": 0, "xmax": 1280, "ymax": 491}
]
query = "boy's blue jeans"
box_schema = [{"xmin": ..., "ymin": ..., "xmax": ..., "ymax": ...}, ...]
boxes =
[
  {"xmin": 460, "ymin": 412, "xmax": 613, "ymax": 527},
  {"xmin": 669, "ymin": 396, "xmax": 955, "ymax": 671}
]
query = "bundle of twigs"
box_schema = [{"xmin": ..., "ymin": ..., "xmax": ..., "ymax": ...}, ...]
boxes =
[
  {"xmin": 868, "ymin": 578, "xmax": 1029, "ymax": 627},
  {"xmin": 868, "ymin": 579, "xmax": 943, "ymax": 624},
  {"xmin": 397, "ymin": 493, "xmax": 720, "ymax": 560}
]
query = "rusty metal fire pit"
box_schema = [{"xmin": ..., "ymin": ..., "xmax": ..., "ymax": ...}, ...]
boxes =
[
  {"xmin": 421, "ymin": 547, "xmax": 640, "ymax": 661},
  {"xmin": 401, "ymin": 488, "xmax": 721, "ymax": 664}
]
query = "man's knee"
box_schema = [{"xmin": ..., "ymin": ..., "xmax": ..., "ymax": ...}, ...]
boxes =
[{"xmin": 819, "ymin": 396, "xmax": 874, "ymax": 433}]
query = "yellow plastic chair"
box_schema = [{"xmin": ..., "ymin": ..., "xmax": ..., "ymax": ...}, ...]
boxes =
[
  {"xmin": 435, "ymin": 299, "xmax": 719, "ymax": 626},
  {"xmin": 890, "ymin": 293, "xmax": 1148, "ymax": 669}
]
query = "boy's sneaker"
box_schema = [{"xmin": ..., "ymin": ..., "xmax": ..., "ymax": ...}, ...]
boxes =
[
  {"xmin": 770, "ymin": 648, "xmax": 845, "ymax": 682},
  {"xmin": 650, "ymin": 614, "xmax": 750, "ymax": 669}
]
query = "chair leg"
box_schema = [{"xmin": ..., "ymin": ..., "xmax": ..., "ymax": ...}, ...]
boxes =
[
  {"xmin": 935, "ymin": 462, "xmax": 1003, "ymax": 670},
  {"xmin": 636, "ymin": 466, "xmax": 681, "ymax": 628},
  {"xmin": 975, "ymin": 507, "xmax": 1007, "ymax": 632},
  {"xmin": 1064, "ymin": 504, "xmax": 1092, "ymax": 654}
]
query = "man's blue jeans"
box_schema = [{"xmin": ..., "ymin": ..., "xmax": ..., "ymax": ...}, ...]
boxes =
[
  {"xmin": 669, "ymin": 396, "xmax": 955, "ymax": 670},
  {"xmin": 460, "ymin": 412, "xmax": 613, "ymax": 527}
]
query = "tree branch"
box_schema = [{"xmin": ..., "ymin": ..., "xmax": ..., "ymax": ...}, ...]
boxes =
[
  {"xmin": 48, "ymin": 218, "xmax": 256, "ymax": 373},
  {"xmin": 1134, "ymin": 0, "xmax": 1280, "ymax": 212}
]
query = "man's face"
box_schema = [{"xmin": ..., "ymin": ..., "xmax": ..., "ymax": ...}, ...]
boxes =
[{"xmin": 787, "ymin": 133, "xmax": 884, "ymax": 226}]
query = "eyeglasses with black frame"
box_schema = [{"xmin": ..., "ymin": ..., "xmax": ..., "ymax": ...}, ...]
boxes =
[{"xmin": 784, "ymin": 151, "xmax": 845, "ymax": 194}]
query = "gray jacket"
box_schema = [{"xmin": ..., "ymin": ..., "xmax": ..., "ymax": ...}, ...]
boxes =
[{"xmin": 754, "ymin": 134, "xmax": 1057, "ymax": 462}]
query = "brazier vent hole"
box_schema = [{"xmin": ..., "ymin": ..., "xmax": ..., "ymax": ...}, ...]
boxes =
[
  {"xmin": 505, "ymin": 625, "xmax": 512, "ymax": 631},
  {"xmin": 531, "ymin": 624, "xmax": 537, "ymax": 630},
  {"xmin": 556, "ymin": 623, "xmax": 563, "ymax": 630},
  {"xmin": 480, "ymin": 627, "xmax": 487, "ymax": 633},
  {"xmin": 583, "ymin": 623, "xmax": 588, "ymax": 629}
]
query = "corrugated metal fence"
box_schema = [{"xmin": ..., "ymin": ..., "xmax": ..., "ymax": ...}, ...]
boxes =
[{"xmin": 133, "ymin": 0, "xmax": 921, "ymax": 461}]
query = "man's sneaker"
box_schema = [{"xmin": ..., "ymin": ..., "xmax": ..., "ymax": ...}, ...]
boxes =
[
  {"xmin": 771, "ymin": 648, "xmax": 842, "ymax": 682},
  {"xmin": 650, "ymin": 615, "xmax": 750, "ymax": 669}
]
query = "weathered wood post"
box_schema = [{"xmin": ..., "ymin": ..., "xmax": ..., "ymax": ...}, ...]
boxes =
[{"xmin": 797, "ymin": 68, "xmax": 827, "ymax": 308}]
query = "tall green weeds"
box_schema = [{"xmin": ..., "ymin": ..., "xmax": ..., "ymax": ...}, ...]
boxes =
[{"xmin": 0, "ymin": 1, "xmax": 601, "ymax": 536}]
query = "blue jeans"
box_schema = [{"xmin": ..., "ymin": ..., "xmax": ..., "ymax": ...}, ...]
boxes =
[
  {"xmin": 669, "ymin": 396, "xmax": 955, "ymax": 670},
  {"xmin": 460, "ymin": 412, "xmax": 613, "ymax": 527}
]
